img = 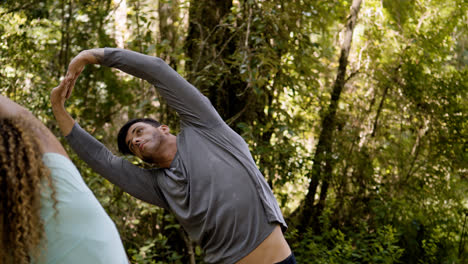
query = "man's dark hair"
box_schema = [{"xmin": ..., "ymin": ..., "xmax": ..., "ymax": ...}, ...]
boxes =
[{"xmin": 117, "ymin": 118, "xmax": 161, "ymax": 155}]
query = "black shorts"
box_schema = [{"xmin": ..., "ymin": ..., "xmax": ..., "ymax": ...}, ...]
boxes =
[{"xmin": 275, "ymin": 253, "xmax": 296, "ymax": 264}]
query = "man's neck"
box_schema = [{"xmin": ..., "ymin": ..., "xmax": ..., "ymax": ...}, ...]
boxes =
[{"xmin": 152, "ymin": 135, "xmax": 177, "ymax": 168}]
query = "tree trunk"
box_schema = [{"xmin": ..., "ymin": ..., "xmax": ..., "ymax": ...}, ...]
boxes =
[
  {"xmin": 371, "ymin": 64, "xmax": 402, "ymax": 137},
  {"xmin": 299, "ymin": 0, "xmax": 363, "ymax": 232},
  {"xmin": 158, "ymin": 0, "xmax": 180, "ymax": 69},
  {"xmin": 113, "ymin": 0, "xmax": 128, "ymax": 49},
  {"xmin": 58, "ymin": 0, "xmax": 72, "ymax": 78},
  {"xmin": 157, "ymin": 0, "xmax": 181, "ymax": 127},
  {"xmin": 185, "ymin": 0, "xmax": 251, "ymax": 124},
  {"xmin": 181, "ymin": 229, "xmax": 196, "ymax": 264}
]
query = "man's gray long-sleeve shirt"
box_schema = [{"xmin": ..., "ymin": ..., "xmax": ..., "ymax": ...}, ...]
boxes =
[{"xmin": 66, "ymin": 48, "xmax": 287, "ymax": 264}]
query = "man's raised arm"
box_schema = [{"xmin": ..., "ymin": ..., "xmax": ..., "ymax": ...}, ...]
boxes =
[
  {"xmin": 63, "ymin": 48, "xmax": 223, "ymax": 128},
  {"xmin": 50, "ymin": 57, "xmax": 168, "ymax": 208}
]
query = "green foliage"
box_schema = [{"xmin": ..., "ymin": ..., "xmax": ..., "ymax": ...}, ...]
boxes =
[
  {"xmin": 1, "ymin": 0, "xmax": 467, "ymax": 262},
  {"xmin": 287, "ymin": 224, "xmax": 404, "ymax": 264}
]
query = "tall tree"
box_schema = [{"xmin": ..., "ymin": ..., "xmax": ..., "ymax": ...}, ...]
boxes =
[{"xmin": 299, "ymin": 0, "xmax": 363, "ymax": 231}]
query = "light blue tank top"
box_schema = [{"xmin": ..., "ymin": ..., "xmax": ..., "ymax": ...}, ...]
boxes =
[{"xmin": 37, "ymin": 153, "xmax": 128, "ymax": 264}]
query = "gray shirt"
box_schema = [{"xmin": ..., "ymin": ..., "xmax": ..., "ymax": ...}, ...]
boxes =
[{"xmin": 66, "ymin": 48, "xmax": 287, "ymax": 264}]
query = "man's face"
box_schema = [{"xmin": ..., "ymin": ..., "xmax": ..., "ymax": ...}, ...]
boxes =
[{"xmin": 125, "ymin": 122, "xmax": 166, "ymax": 162}]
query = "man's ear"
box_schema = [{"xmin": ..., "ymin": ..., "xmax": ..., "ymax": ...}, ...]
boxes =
[{"xmin": 159, "ymin": 125, "xmax": 170, "ymax": 134}]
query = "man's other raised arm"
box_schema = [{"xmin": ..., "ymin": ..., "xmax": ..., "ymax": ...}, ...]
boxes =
[{"xmin": 101, "ymin": 48, "xmax": 223, "ymax": 127}]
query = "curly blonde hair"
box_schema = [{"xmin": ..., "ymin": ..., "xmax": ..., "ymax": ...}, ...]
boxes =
[{"xmin": 0, "ymin": 118, "xmax": 57, "ymax": 264}]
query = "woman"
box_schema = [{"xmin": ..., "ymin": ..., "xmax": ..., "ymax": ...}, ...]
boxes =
[{"xmin": 0, "ymin": 94, "xmax": 129, "ymax": 264}]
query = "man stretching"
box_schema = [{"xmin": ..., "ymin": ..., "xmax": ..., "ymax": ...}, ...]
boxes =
[{"xmin": 51, "ymin": 48, "xmax": 295, "ymax": 264}]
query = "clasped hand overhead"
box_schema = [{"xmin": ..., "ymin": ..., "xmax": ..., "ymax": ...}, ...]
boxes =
[{"xmin": 51, "ymin": 49, "xmax": 102, "ymax": 106}]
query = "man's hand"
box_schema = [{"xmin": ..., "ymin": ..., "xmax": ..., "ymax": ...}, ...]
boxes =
[
  {"xmin": 51, "ymin": 79, "xmax": 71, "ymax": 108},
  {"xmin": 62, "ymin": 49, "xmax": 104, "ymax": 99},
  {"xmin": 63, "ymin": 50, "xmax": 92, "ymax": 99},
  {"xmin": 50, "ymin": 48, "xmax": 103, "ymax": 136}
]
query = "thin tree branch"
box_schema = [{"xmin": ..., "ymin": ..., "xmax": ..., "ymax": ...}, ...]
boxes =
[{"xmin": 0, "ymin": 2, "xmax": 35, "ymax": 17}]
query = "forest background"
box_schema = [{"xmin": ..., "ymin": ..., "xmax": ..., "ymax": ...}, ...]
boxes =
[{"xmin": 0, "ymin": 0, "xmax": 467, "ymax": 263}]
